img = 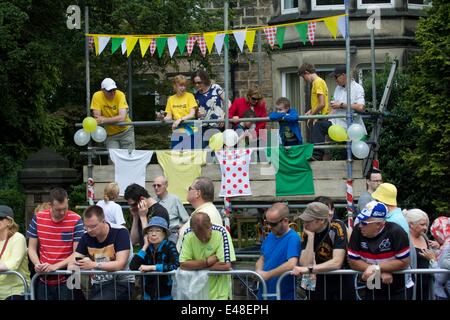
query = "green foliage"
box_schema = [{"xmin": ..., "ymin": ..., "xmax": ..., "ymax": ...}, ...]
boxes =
[{"xmin": 402, "ymin": 0, "xmax": 450, "ymax": 214}]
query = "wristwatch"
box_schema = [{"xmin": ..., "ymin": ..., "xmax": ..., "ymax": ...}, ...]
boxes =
[
  {"xmin": 96, "ymin": 262, "xmax": 103, "ymax": 270},
  {"xmin": 308, "ymin": 265, "xmax": 314, "ymax": 274},
  {"xmin": 340, "ymin": 102, "xmax": 344, "ymax": 108}
]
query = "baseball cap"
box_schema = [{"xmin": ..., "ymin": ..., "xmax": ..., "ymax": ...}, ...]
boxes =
[
  {"xmin": 298, "ymin": 202, "xmax": 329, "ymax": 222},
  {"xmin": 357, "ymin": 200, "xmax": 388, "ymax": 221},
  {"xmin": 332, "ymin": 65, "xmax": 347, "ymax": 76},
  {"xmin": 372, "ymin": 183, "xmax": 397, "ymax": 206},
  {"xmin": 101, "ymin": 78, "xmax": 117, "ymax": 91},
  {"xmin": 0, "ymin": 205, "xmax": 14, "ymax": 219},
  {"xmin": 143, "ymin": 216, "xmax": 169, "ymax": 233}
]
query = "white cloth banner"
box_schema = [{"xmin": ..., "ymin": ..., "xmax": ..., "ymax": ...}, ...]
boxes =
[
  {"xmin": 214, "ymin": 33, "xmax": 226, "ymax": 55},
  {"xmin": 168, "ymin": 37, "xmax": 178, "ymax": 58},
  {"xmin": 109, "ymin": 149, "xmax": 153, "ymax": 196},
  {"xmin": 233, "ymin": 30, "xmax": 246, "ymax": 53}
]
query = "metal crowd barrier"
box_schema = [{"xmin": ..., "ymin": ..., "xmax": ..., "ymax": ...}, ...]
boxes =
[
  {"xmin": 29, "ymin": 269, "xmax": 267, "ymax": 301},
  {"xmin": 0, "ymin": 270, "xmax": 30, "ymax": 300},
  {"xmin": 275, "ymin": 268, "xmax": 450, "ymax": 300}
]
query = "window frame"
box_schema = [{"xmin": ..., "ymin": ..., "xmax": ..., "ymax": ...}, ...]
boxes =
[
  {"xmin": 311, "ymin": 0, "xmax": 345, "ymax": 11},
  {"xmin": 357, "ymin": 0, "xmax": 395, "ymax": 9},
  {"xmin": 407, "ymin": 0, "xmax": 432, "ymax": 9},
  {"xmin": 281, "ymin": 0, "xmax": 299, "ymax": 15}
]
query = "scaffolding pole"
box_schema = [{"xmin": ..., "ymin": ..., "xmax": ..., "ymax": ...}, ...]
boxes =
[
  {"xmin": 224, "ymin": 1, "xmax": 230, "ymax": 129},
  {"xmin": 344, "ymin": 1, "xmax": 354, "ymax": 228}
]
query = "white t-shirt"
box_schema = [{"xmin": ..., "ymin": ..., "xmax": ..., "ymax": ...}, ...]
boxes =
[
  {"xmin": 96, "ymin": 199, "xmax": 126, "ymax": 225},
  {"xmin": 330, "ymin": 80, "xmax": 367, "ymax": 133},
  {"xmin": 109, "ymin": 149, "xmax": 153, "ymax": 196},
  {"xmin": 216, "ymin": 149, "xmax": 252, "ymax": 197}
]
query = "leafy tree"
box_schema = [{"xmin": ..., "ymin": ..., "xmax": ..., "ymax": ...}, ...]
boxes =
[{"xmin": 402, "ymin": 0, "xmax": 450, "ymax": 214}]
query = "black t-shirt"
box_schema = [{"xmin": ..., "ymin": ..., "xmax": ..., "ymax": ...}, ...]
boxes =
[
  {"xmin": 302, "ymin": 219, "xmax": 348, "ymax": 265},
  {"xmin": 348, "ymin": 221, "xmax": 410, "ymax": 292},
  {"xmin": 137, "ymin": 203, "xmax": 170, "ymax": 245}
]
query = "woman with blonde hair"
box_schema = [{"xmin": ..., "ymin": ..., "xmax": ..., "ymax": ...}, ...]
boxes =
[
  {"xmin": 158, "ymin": 74, "xmax": 198, "ymax": 149},
  {"xmin": 0, "ymin": 205, "xmax": 30, "ymax": 300},
  {"xmin": 96, "ymin": 182, "xmax": 126, "ymax": 226},
  {"xmin": 403, "ymin": 208, "xmax": 440, "ymax": 300},
  {"xmin": 229, "ymin": 86, "xmax": 267, "ymax": 137}
]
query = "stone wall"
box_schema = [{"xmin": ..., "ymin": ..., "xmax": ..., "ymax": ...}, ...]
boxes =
[{"xmin": 206, "ymin": 1, "xmax": 276, "ymax": 109}]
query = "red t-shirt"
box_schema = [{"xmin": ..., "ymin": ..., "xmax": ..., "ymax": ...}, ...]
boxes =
[{"xmin": 229, "ymin": 97, "xmax": 267, "ymax": 136}]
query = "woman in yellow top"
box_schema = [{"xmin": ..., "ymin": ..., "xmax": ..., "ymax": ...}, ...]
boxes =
[
  {"xmin": 159, "ymin": 75, "xmax": 198, "ymax": 149},
  {"xmin": 0, "ymin": 205, "xmax": 30, "ymax": 300}
]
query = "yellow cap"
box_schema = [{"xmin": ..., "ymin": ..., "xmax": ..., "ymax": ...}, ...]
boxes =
[{"xmin": 371, "ymin": 183, "xmax": 397, "ymax": 206}]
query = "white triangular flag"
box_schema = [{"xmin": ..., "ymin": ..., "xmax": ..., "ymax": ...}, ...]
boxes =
[
  {"xmin": 338, "ymin": 16, "xmax": 347, "ymax": 38},
  {"xmin": 214, "ymin": 33, "xmax": 226, "ymax": 55},
  {"xmin": 233, "ymin": 30, "xmax": 246, "ymax": 53},
  {"xmin": 167, "ymin": 37, "xmax": 178, "ymax": 58},
  {"xmin": 98, "ymin": 36, "xmax": 110, "ymax": 55},
  {"xmin": 121, "ymin": 40, "xmax": 126, "ymax": 55}
]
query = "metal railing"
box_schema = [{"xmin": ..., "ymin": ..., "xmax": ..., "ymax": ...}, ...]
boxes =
[
  {"xmin": 29, "ymin": 269, "xmax": 267, "ymax": 301},
  {"xmin": 275, "ymin": 268, "xmax": 450, "ymax": 301},
  {"xmin": 0, "ymin": 270, "xmax": 30, "ymax": 300}
]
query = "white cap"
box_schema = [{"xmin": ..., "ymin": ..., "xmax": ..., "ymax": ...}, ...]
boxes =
[{"xmin": 101, "ymin": 78, "xmax": 117, "ymax": 91}]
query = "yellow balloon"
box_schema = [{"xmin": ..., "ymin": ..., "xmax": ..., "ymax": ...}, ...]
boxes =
[
  {"xmin": 328, "ymin": 124, "xmax": 348, "ymax": 142},
  {"xmin": 82, "ymin": 117, "xmax": 98, "ymax": 133},
  {"xmin": 208, "ymin": 132, "xmax": 224, "ymax": 151}
]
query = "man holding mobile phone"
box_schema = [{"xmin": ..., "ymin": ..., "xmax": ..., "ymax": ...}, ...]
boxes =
[{"xmin": 123, "ymin": 183, "xmax": 170, "ymax": 246}]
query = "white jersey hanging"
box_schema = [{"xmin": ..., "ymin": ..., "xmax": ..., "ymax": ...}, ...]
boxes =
[
  {"xmin": 109, "ymin": 149, "xmax": 153, "ymax": 196},
  {"xmin": 216, "ymin": 149, "xmax": 252, "ymax": 197}
]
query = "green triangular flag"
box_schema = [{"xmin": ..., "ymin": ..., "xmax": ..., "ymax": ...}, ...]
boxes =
[
  {"xmin": 295, "ymin": 23, "xmax": 308, "ymax": 45},
  {"xmin": 111, "ymin": 38, "xmax": 124, "ymax": 54},
  {"xmin": 224, "ymin": 34, "xmax": 229, "ymax": 49},
  {"xmin": 276, "ymin": 27, "xmax": 286, "ymax": 49},
  {"xmin": 176, "ymin": 34, "xmax": 188, "ymax": 55},
  {"xmin": 156, "ymin": 37, "xmax": 167, "ymax": 58}
]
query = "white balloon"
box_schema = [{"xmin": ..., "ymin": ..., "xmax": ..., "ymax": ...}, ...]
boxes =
[
  {"xmin": 74, "ymin": 129, "xmax": 90, "ymax": 146},
  {"xmin": 347, "ymin": 124, "xmax": 366, "ymax": 141},
  {"xmin": 351, "ymin": 140, "xmax": 370, "ymax": 159},
  {"xmin": 91, "ymin": 126, "xmax": 107, "ymax": 143},
  {"xmin": 223, "ymin": 129, "xmax": 238, "ymax": 147}
]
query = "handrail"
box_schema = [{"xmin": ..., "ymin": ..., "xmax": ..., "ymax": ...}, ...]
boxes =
[
  {"xmin": 275, "ymin": 268, "xmax": 450, "ymax": 300},
  {"xmin": 29, "ymin": 269, "xmax": 267, "ymax": 300},
  {"xmin": 0, "ymin": 270, "xmax": 30, "ymax": 300}
]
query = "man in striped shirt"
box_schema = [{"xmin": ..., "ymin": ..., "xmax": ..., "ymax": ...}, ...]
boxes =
[
  {"xmin": 27, "ymin": 188, "xmax": 84, "ymax": 300},
  {"xmin": 348, "ymin": 201, "xmax": 410, "ymax": 300}
]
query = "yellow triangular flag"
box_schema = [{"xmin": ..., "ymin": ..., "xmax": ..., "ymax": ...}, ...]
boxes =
[
  {"xmin": 126, "ymin": 36, "xmax": 139, "ymax": 57},
  {"xmin": 203, "ymin": 32, "xmax": 217, "ymax": 54},
  {"xmin": 139, "ymin": 38, "xmax": 151, "ymax": 57},
  {"xmin": 245, "ymin": 30, "xmax": 256, "ymax": 52},
  {"xmin": 93, "ymin": 36, "xmax": 99, "ymax": 56},
  {"xmin": 323, "ymin": 16, "xmax": 339, "ymax": 39}
]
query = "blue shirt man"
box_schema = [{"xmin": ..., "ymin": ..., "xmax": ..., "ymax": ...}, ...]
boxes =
[{"xmin": 255, "ymin": 203, "xmax": 301, "ymax": 300}]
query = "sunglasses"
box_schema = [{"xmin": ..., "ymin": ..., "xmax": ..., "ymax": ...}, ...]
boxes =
[
  {"xmin": 360, "ymin": 220, "xmax": 380, "ymax": 226},
  {"xmin": 265, "ymin": 218, "xmax": 285, "ymax": 227},
  {"xmin": 153, "ymin": 184, "xmax": 163, "ymax": 188},
  {"xmin": 250, "ymin": 97, "xmax": 261, "ymax": 101},
  {"xmin": 188, "ymin": 186, "xmax": 198, "ymax": 191},
  {"xmin": 105, "ymin": 89, "xmax": 116, "ymax": 93},
  {"xmin": 194, "ymin": 81, "xmax": 202, "ymax": 85}
]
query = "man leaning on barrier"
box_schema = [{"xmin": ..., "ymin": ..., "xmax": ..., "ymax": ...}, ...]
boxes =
[
  {"xmin": 27, "ymin": 188, "xmax": 84, "ymax": 300},
  {"xmin": 293, "ymin": 202, "xmax": 355, "ymax": 300},
  {"xmin": 69, "ymin": 205, "xmax": 134, "ymax": 300},
  {"xmin": 179, "ymin": 212, "xmax": 236, "ymax": 300},
  {"xmin": 255, "ymin": 203, "xmax": 301, "ymax": 300},
  {"xmin": 348, "ymin": 201, "xmax": 410, "ymax": 300}
]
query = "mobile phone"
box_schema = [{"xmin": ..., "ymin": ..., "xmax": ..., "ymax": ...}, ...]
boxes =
[{"xmin": 75, "ymin": 257, "xmax": 83, "ymax": 262}]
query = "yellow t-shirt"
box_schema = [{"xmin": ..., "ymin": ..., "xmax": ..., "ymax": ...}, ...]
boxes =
[
  {"xmin": 90, "ymin": 90, "xmax": 131, "ymax": 136},
  {"xmin": 165, "ymin": 92, "xmax": 198, "ymax": 121},
  {"xmin": 311, "ymin": 77, "xmax": 329, "ymax": 115},
  {"xmin": 0, "ymin": 232, "xmax": 31, "ymax": 300},
  {"xmin": 156, "ymin": 150, "xmax": 207, "ymax": 203}
]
